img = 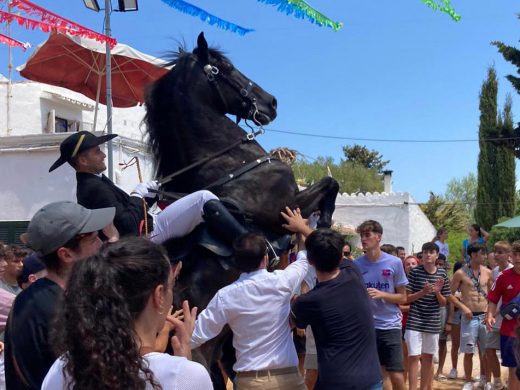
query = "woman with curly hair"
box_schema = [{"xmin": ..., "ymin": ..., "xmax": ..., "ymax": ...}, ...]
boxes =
[{"xmin": 42, "ymin": 237, "xmax": 211, "ymax": 389}]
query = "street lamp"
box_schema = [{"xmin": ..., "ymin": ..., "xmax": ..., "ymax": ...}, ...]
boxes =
[{"xmin": 82, "ymin": 0, "xmax": 138, "ymax": 181}]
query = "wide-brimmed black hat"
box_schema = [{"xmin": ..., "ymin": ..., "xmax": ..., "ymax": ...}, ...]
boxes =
[{"xmin": 49, "ymin": 131, "xmax": 118, "ymax": 172}]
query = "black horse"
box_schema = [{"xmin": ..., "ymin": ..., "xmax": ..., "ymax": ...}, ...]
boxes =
[{"xmin": 144, "ymin": 32, "xmax": 338, "ymax": 388}]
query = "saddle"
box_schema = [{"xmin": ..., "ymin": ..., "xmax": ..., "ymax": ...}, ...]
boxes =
[{"xmin": 157, "ymin": 194, "xmax": 291, "ymax": 268}]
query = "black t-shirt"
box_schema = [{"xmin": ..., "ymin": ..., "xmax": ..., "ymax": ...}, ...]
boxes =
[
  {"xmin": 5, "ymin": 278, "xmax": 62, "ymax": 390},
  {"xmin": 292, "ymin": 263, "xmax": 382, "ymax": 389}
]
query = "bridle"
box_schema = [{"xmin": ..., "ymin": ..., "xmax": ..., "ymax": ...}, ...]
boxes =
[
  {"xmin": 157, "ymin": 59, "xmax": 267, "ymax": 186},
  {"xmin": 199, "ymin": 60, "xmax": 264, "ymax": 125}
]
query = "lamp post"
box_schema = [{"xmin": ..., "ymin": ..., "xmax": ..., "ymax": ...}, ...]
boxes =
[{"xmin": 82, "ymin": 0, "xmax": 138, "ymax": 181}]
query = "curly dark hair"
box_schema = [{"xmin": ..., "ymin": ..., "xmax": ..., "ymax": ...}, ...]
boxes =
[{"xmin": 52, "ymin": 237, "xmax": 171, "ymax": 390}]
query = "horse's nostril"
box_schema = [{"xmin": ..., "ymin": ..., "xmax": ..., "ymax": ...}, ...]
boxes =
[{"xmin": 271, "ymin": 97, "xmax": 278, "ymax": 110}]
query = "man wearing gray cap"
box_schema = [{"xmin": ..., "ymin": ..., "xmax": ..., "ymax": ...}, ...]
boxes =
[{"xmin": 5, "ymin": 201, "xmax": 115, "ymax": 390}]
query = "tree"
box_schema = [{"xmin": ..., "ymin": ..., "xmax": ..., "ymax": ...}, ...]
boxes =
[
  {"xmin": 493, "ymin": 17, "xmax": 520, "ymax": 95},
  {"xmin": 342, "ymin": 144, "xmax": 389, "ymax": 173},
  {"xmin": 494, "ymin": 95, "xmax": 516, "ymax": 219},
  {"xmin": 421, "ymin": 192, "xmax": 469, "ymax": 233},
  {"xmin": 444, "ymin": 173, "xmax": 477, "ymax": 219},
  {"xmin": 475, "ymin": 67, "xmax": 499, "ymax": 230},
  {"xmin": 291, "ymin": 157, "xmax": 383, "ymax": 194}
]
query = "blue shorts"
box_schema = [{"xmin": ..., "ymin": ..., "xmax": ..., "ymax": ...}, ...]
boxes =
[
  {"xmin": 451, "ymin": 310, "xmax": 461, "ymax": 326},
  {"xmin": 460, "ymin": 314, "xmax": 487, "ymax": 354},
  {"xmin": 500, "ymin": 335, "xmax": 518, "ymax": 368}
]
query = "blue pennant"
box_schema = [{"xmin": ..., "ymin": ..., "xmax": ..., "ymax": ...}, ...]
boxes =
[{"xmin": 160, "ymin": 0, "xmax": 255, "ymax": 35}]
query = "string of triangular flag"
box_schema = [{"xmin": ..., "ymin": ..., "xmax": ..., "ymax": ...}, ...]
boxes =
[{"xmin": 0, "ymin": 0, "xmax": 116, "ymax": 47}]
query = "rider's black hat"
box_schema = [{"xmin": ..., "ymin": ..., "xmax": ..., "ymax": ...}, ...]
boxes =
[{"xmin": 49, "ymin": 131, "xmax": 118, "ymax": 172}]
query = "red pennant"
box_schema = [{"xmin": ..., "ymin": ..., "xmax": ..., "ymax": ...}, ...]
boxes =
[{"xmin": 0, "ymin": 32, "xmax": 29, "ymax": 50}]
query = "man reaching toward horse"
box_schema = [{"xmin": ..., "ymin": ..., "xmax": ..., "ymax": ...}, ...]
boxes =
[
  {"xmin": 191, "ymin": 208, "xmax": 312, "ymax": 390},
  {"xmin": 49, "ymin": 131, "xmax": 247, "ymax": 246}
]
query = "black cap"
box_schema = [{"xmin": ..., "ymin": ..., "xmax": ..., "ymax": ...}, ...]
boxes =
[
  {"xmin": 49, "ymin": 131, "xmax": 118, "ymax": 172},
  {"xmin": 18, "ymin": 253, "xmax": 46, "ymax": 285}
]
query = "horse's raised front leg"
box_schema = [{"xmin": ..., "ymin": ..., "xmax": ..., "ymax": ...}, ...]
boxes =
[{"xmin": 294, "ymin": 177, "xmax": 339, "ymax": 228}]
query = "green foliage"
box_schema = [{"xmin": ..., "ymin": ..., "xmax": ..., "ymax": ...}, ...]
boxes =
[
  {"xmin": 445, "ymin": 231, "xmax": 467, "ymax": 264},
  {"xmin": 489, "ymin": 215, "xmax": 520, "ymax": 248},
  {"xmin": 292, "ymin": 157, "xmax": 383, "ymax": 194},
  {"xmin": 495, "ymin": 95, "xmax": 516, "ymax": 219},
  {"xmin": 445, "ymin": 173, "xmax": 477, "ymax": 219},
  {"xmin": 420, "ymin": 192, "xmax": 469, "ymax": 233},
  {"xmin": 475, "ymin": 67, "xmax": 500, "ymax": 230},
  {"xmin": 493, "ymin": 20, "xmax": 520, "ymax": 96},
  {"xmin": 342, "ymin": 144, "xmax": 389, "ymax": 174},
  {"xmin": 475, "ymin": 69, "xmax": 516, "ymax": 229}
]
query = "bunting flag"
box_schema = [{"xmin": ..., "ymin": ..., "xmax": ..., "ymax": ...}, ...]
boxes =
[
  {"xmin": 255, "ymin": 0, "xmax": 343, "ymax": 31},
  {"xmin": 420, "ymin": 0, "xmax": 461, "ymax": 22},
  {"xmin": 1, "ymin": 0, "xmax": 117, "ymax": 46},
  {"xmin": 0, "ymin": 11, "xmax": 116, "ymax": 46},
  {"xmin": 0, "ymin": 32, "xmax": 29, "ymax": 50},
  {"xmin": 160, "ymin": 0, "xmax": 254, "ymax": 35}
]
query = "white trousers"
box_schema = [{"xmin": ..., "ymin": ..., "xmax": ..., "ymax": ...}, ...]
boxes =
[{"xmin": 150, "ymin": 190, "xmax": 218, "ymax": 244}]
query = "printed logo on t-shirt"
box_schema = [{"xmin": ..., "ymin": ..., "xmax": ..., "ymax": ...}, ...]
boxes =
[
  {"xmin": 366, "ymin": 281, "xmax": 390, "ymax": 290},
  {"xmin": 381, "ymin": 269, "xmax": 392, "ymax": 278},
  {"xmin": 507, "ymin": 284, "xmax": 514, "ymax": 290}
]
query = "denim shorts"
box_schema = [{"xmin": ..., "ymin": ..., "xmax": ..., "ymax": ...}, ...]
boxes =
[
  {"xmin": 451, "ymin": 309, "xmax": 462, "ymax": 326},
  {"xmin": 460, "ymin": 314, "xmax": 487, "ymax": 354}
]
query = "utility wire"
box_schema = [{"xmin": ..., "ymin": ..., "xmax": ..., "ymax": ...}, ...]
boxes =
[{"xmin": 264, "ymin": 127, "xmax": 520, "ymax": 144}]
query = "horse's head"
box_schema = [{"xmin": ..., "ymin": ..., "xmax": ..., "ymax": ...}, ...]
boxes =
[{"xmin": 192, "ymin": 32, "xmax": 277, "ymax": 125}]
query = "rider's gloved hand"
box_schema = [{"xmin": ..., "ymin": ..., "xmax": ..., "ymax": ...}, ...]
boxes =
[{"xmin": 131, "ymin": 180, "xmax": 159, "ymax": 198}]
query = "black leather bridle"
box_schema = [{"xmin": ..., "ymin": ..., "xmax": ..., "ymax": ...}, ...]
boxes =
[{"xmin": 199, "ymin": 61, "xmax": 260, "ymax": 124}]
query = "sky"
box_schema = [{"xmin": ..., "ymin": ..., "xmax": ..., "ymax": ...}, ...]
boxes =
[{"xmin": 0, "ymin": 0, "xmax": 519, "ymax": 202}]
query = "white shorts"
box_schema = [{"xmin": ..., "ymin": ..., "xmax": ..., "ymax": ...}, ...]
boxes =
[{"xmin": 404, "ymin": 329, "xmax": 439, "ymax": 356}]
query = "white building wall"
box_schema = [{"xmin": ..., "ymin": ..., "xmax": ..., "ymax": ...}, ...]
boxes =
[
  {"xmin": 0, "ymin": 143, "xmax": 154, "ymax": 221},
  {"xmin": 0, "ymin": 79, "xmax": 153, "ymax": 222},
  {"xmin": 333, "ymin": 192, "xmax": 436, "ymax": 255},
  {"xmin": 0, "ymin": 79, "xmax": 147, "ymax": 140}
]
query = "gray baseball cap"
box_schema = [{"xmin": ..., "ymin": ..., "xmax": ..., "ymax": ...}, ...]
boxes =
[{"xmin": 25, "ymin": 201, "xmax": 115, "ymax": 256}]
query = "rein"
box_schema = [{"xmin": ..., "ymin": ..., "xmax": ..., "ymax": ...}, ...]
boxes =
[{"xmin": 158, "ymin": 126, "xmax": 264, "ymax": 186}]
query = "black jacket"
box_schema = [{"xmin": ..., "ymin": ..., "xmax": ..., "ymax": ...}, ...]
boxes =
[{"xmin": 76, "ymin": 172, "xmax": 152, "ymax": 236}]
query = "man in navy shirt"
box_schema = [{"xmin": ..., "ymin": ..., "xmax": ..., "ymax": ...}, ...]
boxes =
[{"xmin": 291, "ymin": 229, "xmax": 382, "ymax": 389}]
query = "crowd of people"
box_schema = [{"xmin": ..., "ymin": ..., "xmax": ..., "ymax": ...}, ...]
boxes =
[
  {"xmin": 1, "ymin": 131, "xmax": 520, "ymax": 390},
  {"xmin": 2, "ymin": 208, "xmax": 520, "ymax": 390}
]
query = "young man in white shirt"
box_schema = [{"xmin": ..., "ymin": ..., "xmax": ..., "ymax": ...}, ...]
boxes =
[{"xmin": 191, "ymin": 208, "xmax": 311, "ymax": 389}]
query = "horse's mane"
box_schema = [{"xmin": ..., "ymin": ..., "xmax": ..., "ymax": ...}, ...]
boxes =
[
  {"xmin": 144, "ymin": 45, "xmax": 231, "ymax": 180},
  {"xmin": 162, "ymin": 46, "xmax": 231, "ymax": 68}
]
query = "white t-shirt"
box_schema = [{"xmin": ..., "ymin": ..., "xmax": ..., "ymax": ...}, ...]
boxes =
[
  {"xmin": 434, "ymin": 240, "xmax": 449, "ymax": 259},
  {"xmin": 42, "ymin": 352, "xmax": 212, "ymax": 390}
]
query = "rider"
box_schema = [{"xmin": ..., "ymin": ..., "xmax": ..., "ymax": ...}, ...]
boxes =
[{"xmin": 49, "ymin": 131, "xmax": 247, "ymax": 247}]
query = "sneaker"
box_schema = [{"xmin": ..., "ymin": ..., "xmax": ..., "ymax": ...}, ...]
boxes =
[
  {"xmin": 447, "ymin": 368, "xmax": 457, "ymax": 379},
  {"xmin": 493, "ymin": 381, "xmax": 505, "ymax": 390},
  {"xmin": 463, "ymin": 382, "xmax": 474, "ymax": 390}
]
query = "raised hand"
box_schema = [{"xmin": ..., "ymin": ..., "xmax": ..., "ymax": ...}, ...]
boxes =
[
  {"xmin": 433, "ymin": 278, "xmax": 444, "ymax": 293},
  {"xmin": 168, "ymin": 300, "xmax": 198, "ymax": 359},
  {"xmin": 281, "ymin": 207, "xmax": 313, "ymax": 237}
]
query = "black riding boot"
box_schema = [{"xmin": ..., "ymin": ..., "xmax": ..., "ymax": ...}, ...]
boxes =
[{"xmin": 202, "ymin": 199, "xmax": 247, "ymax": 245}]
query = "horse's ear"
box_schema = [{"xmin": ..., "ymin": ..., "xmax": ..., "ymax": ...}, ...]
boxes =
[{"xmin": 194, "ymin": 32, "xmax": 209, "ymax": 63}]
